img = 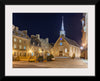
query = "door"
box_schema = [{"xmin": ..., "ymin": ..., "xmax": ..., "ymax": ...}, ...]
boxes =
[{"xmin": 59, "ymin": 51, "xmax": 63, "ymax": 56}]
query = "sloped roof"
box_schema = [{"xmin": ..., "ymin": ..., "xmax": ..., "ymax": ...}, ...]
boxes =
[
  {"xmin": 31, "ymin": 36, "xmax": 41, "ymax": 46},
  {"xmin": 13, "ymin": 28, "xmax": 29, "ymax": 39},
  {"xmin": 65, "ymin": 37, "xmax": 80, "ymax": 47}
]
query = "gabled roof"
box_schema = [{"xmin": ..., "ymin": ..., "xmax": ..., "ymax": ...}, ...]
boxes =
[{"xmin": 65, "ymin": 37, "xmax": 80, "ymax": 47}]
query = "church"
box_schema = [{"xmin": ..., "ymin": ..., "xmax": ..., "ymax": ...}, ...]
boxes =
[{"xmin": 51, "ymin": 17, "xmax": 81, "ymax": 58}]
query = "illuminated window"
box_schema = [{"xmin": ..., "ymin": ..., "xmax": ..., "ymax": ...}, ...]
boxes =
[
  {"xmin": 14, "ymin": 44, "xmax": 16, "ymax": 49},
  {"xmin": 82, "ymin": 20, "xmax": 85, "ymax": 26},
  {"xmin": 24, "ymin": 46, "xmax": 26, "ymax": 49},
  {"xmin": 19, "ymin": 45, "xmax": 22, "ymax": 49},
  {"xmin": 32, "ymin": 52, "xmax": 34, "ymax": 56},
  {"xmin": 20, "ymin": 53, "xmax": 21, "ymax": 56},
  {"xmin": 84, "ymin": 26, "xmax": 86, "ymax": 32},
  {"xmin": 65, "ymin": 48, "xmax": 67, "ymax": 53},
  {"xmin": 60, "ymin": 42, "xmax": 62, "ymax": 45},
  {"xmin": 24, "ymin": 53, "xmax": 26, "ymax": 56},
  {"xmin": 14, "ymin": 38, "xmax": 17, "ymax": 42},
  {"xmin": 14, "ymin": 52, "xmax": 16, "ymax": 56},
  {"xmin": 19, "ymin": 39, "xmax": 21, "ymax": 43},
  {"xmin": 60, "ymin": 38, "xmax": 62, "ymax": 40}
]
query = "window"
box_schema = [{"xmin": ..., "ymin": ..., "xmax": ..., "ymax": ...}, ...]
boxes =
[
  {"xmin": 19, "ymin": 45, "xmax": 22, "ymax": 49},
  {"xmin": 60, "ymin": 42, "xmax": 62, "ymax": 46},
  {"xmin": 65, "ymin": 48, "xmax": 67, "ymax": 53},
  {"xmin": 20, "ymin": 53, "xmax": 21, "ymax": 56},
  {"xmin": 14, "ymin": 38, "xmax": 17, "ymax": 42},
  {"xmin": 19, "ymin": 39, "xmax": 21, "ymax": 43},
  {"xmin": 32, "ymin": 53, "xmax": 34, "ymax": 56},
  {"xmin": 38, "ymin": 44, "xmax": 39, "ymax": 46},
  {"xmin": 24, "ymin": 53, "xmax": 26, "ymax": 56},
  {"xmin": 14, "ymin": 52, "xmax": 16, "ymax": 56},
  {"xmin": 60, "ymin": 38, "xmax": 62, "ymax": 40},
  {"xmin": 33, "ymin": 42, "xmax": 34, "ymax": 45},
  {"xmin": 24, "ymin": 46, "xmax": 26, "ymax": 49},
  {"xmin": 14, "ymin": 44, "xmax": 16, "ymax": 49},
  {"xmin": 82, "ymin": 20, "xmax": 85, "ymax": 26},
  {"xmin": 84, "ymin": 26, "xmax": 86, "ymax": 32}
]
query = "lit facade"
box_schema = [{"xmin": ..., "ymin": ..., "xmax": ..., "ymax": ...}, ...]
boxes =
[
  {"xmin": 81, "ymin": 13, "xmax": 88, "ymax": 59},
  {"xmin": 51, "ymin": 17, "xmax": 81, "ymax": 58},
  {"xmin": 12, "ymin": 26, "xmax": 31, "ymax": 61},
  {"xmin": 12, "ymin": 25, "xmax": 51, "ymax": 61}
]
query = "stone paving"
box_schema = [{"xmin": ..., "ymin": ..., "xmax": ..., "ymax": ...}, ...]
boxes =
[{"xmin": 13, "ymin": 58, "xmax": 88, "ymax": 68}]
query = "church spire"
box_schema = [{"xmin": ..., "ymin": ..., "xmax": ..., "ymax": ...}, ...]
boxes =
[
  {"xmin": 61, "ymin": 16, "xmax": 64, "ymax": 31},
  {"xmin": 60, "ymin": 16, "xmax": 65, "ymax": 37}
]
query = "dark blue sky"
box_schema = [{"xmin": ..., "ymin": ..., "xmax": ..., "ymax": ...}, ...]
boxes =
[{"xmin": 13, "ymin": 13, "xmax": 83, "ymax": 44}]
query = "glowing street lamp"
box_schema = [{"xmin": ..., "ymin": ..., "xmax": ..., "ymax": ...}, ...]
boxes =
[
  {"xmin": 82, "ymin": 43, "xmax": 85, "ymax": 47},
  {"xmin": 80, "ymin": 46, "xmax": 83, "ymax": 50},
  {"xmin": 29, "ymin": 50, "xmax": 32, "ymax": 53}
]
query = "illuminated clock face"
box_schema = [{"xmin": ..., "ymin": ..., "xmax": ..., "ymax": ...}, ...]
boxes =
[{"xmin": 60, "ymin": 42, "xmax": 62, "ymax": 45}]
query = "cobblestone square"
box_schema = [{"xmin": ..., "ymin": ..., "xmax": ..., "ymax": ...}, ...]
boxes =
[{"xmin": 13, "ymin": 58, "xmax": 88, "ymax": 68}]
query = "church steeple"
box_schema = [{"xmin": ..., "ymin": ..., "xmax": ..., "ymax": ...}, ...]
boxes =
[{"xmin": 60, "ymin": 16, "xmax": 65, "ymax": 37}]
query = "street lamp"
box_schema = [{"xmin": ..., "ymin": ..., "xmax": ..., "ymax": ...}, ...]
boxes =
[
  {"xmin": 29, "ymin": 50, "xmax": 32, "ymax": 53},
  {"xmin": 80, "ymin": 46, "xmax": 83, "ymax": 50},
  {"xmin": 82, "ymin": 43, "xmax": 85, "ymax": 47}
]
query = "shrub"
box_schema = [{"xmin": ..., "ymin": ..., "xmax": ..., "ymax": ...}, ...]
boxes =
[
  {"xmin": 47, "ymin": 54, "xmax": 54, "ymax": 61},
  {"xmin": 38, "ymin": 56, "xmax": 43, "ymax": 62}
]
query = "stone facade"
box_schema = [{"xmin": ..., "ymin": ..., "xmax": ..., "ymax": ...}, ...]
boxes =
[
  {"xmin": 12, "ymin": 25, "xmax": 51, "ymax": 61},
  {"xmin": 81, "ymin": 13, "xmax": 88, "ymax": 59},
  {"xmin": 51, "ymin": 16, "xmax": 81, "ymax": 58},
  {"xmin": 12, "ymin": 26, "xmax": 31, "ymax": 61},
  {"xmin": 52, "ymin": 35, "xmax": 81, "ymax": 58}
]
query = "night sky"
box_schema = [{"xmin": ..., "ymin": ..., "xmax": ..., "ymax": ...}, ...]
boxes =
[{"xmin": 13, "ymin": 13, "xmax": 83, "ymax": 45}]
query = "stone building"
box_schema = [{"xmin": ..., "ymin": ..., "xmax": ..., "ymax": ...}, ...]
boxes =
[
  {"xmin": 12, "ymin": 25, "xmax": 51, "ymax": 61},
  {"xmin": 12, "ymin": 25, "xmax": 30, "ymax": 61},
  {"xmin": 52, "ymin": 17, "xmax": 81, "ymax": 58},
  {"xmin": 81, "ymin": 13, "xmax": 88, "ymax": 59}
]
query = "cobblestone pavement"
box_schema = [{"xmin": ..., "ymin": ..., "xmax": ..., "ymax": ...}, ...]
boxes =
[{"xmin": 13, "ymin": 58, "xmax": 88, "ymax": 68}]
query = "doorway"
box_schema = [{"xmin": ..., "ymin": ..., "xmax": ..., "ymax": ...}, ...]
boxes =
[{"xmin": 59, "ymin": 51, "xmax": 63, "ymax": 56}]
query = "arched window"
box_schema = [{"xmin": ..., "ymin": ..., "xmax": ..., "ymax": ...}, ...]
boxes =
[{"xmin": 65, "ymin": 48, "xmax": 67, "ymax": 53}]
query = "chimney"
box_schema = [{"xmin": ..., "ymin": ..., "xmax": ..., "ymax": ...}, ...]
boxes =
[
  {"xmin": 12, "ymin": 25, "xmax": 15, "ymax": 31},
  {"xmin": 46, "ymin": 38, "xmax": 49, "ymax": 43},
  {"xmin": 15, "ymin": 26, "xmax": 19, "ymax": 31},
  {"xmin": 22, "ymin": 30, "xmax": 27, "ymax": 35},
  {"xmin": 31, "ymin": 35, "xmax": 35, "ymax": 38},
  {"xmin": 36, "ymin": 34, "xmax": 40, "ymax": 40}
]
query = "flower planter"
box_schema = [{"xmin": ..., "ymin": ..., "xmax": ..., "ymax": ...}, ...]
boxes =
[{"xmin": 51, "ymin": 58, "xmax": 55, "ymax": 61}]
